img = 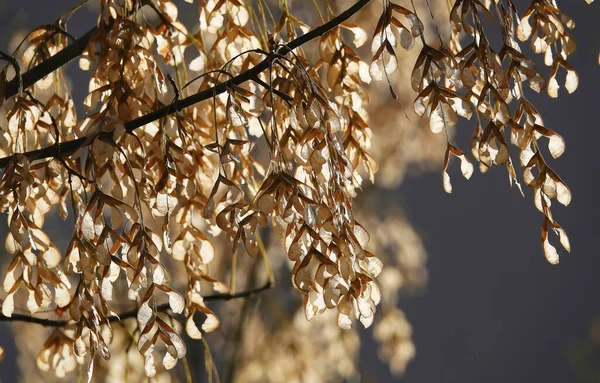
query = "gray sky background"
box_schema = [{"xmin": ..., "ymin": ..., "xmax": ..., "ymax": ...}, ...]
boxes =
[{"xmin": 0, "ymin": 1, "xmax": 598, "ymax": 382}]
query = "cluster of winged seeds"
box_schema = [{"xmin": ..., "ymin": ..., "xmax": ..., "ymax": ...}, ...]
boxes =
[{"xmin": 0, "ymin": 0, "xmax": 590, "ymax": 379}]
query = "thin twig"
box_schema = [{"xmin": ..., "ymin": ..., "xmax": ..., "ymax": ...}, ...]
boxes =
[
  {"xmin": 252, "ymin": 75, "xmax": 293, "ymax": 103},
  {"xmin": 225, "ymin": 257, "xmax": 262, "ymax": 383},
  {"xmin": 0, "ymin": 0, "xmax": 372, "ymax": 169},
  {"xmin": 0, "ymin": 281, "xmax": 272, "ymax": 327}
]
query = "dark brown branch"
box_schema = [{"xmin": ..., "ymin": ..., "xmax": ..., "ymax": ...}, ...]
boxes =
[
  {"xmin": 3, "ymin": 26, "xmax": 97, "ymax": 100},
  {"xmin": 0, "ymin": 281, "xmax": 272, "ymax": 328},
  {"xmin": 0, "ymin": 0, "xmax": 371, "ymax": 169},
  {"xmin": 2, "ymin": 0, "xmax": 144, "ymax": 99}
]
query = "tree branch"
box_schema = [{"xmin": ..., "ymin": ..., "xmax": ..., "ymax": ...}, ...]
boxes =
[
  {"xmin": 3, "ymin": 26, "xmax": 98, "ymax": 100},
  {"xmin": 2, "ymin": 0, "xmax": 143, "ymax": 100},
  {"xmin": 0, "ymin": 281, "xmax": 272, "ymax": 328},
  {"xmin": 0, "ymin": 0, "xmax": 371, "ymax": 169}
]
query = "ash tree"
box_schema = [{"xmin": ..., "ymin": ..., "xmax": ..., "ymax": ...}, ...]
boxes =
[{"xmin": 0, "ymin": 0, "xmax": 592, "ymax": 381}]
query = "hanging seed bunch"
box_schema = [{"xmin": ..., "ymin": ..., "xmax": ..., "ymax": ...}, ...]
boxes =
[{"xmin": 368, "ymin": 0, "xmax": 585, "ymax": 263}]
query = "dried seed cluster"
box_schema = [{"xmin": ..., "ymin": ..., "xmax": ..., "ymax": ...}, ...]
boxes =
[{"xmin": 373, "ymin": 0, "xmax": 580, "ymax": 264}]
